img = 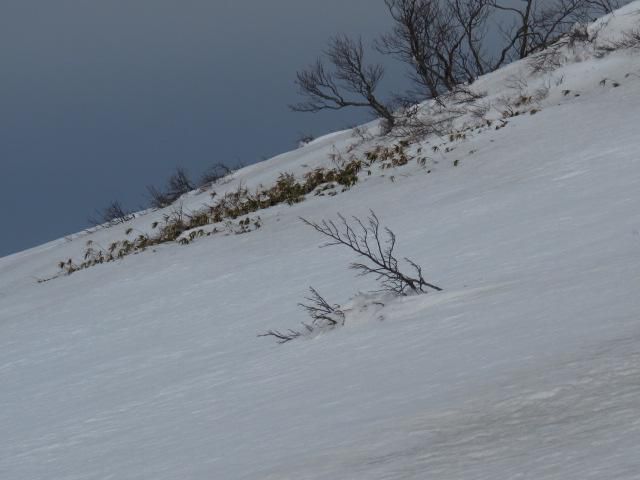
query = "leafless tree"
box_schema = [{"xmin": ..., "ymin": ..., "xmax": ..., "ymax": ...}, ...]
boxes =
[
  {"xmin": 167, "ymin": 167, "xmax": 195, "ymax": 199},
  {"xmin": 147, "ymin": 167, "xmax": 196, "ymax": 209},
  {"xmin": 301, "ymin": 211, "xmax": 442, "ymax": 295},
  {"xmin": 147, "ymin": 185, "xmax": 171, "ymax": 209},
  {"xmin": 88, "ymin": 200, "xmax": 134, "ymax": 226},
  {"xmin": 380, "ymin": 0, "xmax": 620, "ymax": 101},
  {"xmin": 199, "ymin": 163, "xmax": 233, "ymax": 188},
  {"xmin": 379, "ymin": 0, "xmax": 491, "ymax": 100},
  {"xmin": 491, "ymin": 0, "xmax": 619, "ymax": 60},
  {"xmin": 291, "ymin": 35, "xmax": 396, "ymax": 130}
]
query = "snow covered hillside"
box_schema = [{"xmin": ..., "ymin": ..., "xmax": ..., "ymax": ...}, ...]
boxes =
[{"xmin": 2, "ymin": 4, "xmax": 640, "ymax": 479}]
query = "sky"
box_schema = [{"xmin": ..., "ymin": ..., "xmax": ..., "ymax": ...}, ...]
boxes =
[{"xmin": 0, "ymin": 0, "xmax": 409, "ymax": 257}]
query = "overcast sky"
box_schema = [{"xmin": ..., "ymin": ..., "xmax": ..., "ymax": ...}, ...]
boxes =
[{"xmin": 0, "ymin": 0, "xmax": 410, "ymax": 257}]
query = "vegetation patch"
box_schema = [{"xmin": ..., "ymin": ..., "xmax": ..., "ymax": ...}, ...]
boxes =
[{"xmin": 53, "ymin": 153, "xmax": 382, "ymax": 278}]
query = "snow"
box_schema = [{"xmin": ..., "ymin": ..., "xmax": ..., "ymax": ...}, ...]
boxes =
[{"xmin": 2, "ymin": 4, "xmax": 640, "ymax": 479}]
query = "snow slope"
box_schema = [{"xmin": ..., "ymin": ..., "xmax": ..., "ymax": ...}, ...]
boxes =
[{"xmin": 2, "ymin": 4, "xmax": 640, "ymax": 479}]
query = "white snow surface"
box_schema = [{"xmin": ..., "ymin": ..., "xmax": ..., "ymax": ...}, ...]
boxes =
[{"xmin": 2, "ymin": 5, "xmax": 640, "ymax": 479}]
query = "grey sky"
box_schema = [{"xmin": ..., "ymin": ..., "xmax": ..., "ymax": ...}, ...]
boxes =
[{"xmin": 0, "ymin": 0, "xmax": 408, "ymax": 257}]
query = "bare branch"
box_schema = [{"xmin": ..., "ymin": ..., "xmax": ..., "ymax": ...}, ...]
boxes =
[
  {"xmin": 301, "ymin": 210, "xmax": 442, "ymax": 295},
  {"xmin": 259, "ymin": 287, "xmax": 343, "ymax": 344},
  {"xmin": 258, "ymin": 329, "xmax": 303, "ymax": 344},
  {"xmin": 291, "ymin": 35, "xmax": 395, "ymax": 130},
  {"xmin": 298, "ymin": 287, "xmax": 346, "ymax": 327}
]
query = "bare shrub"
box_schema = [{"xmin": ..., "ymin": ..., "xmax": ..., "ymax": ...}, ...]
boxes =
[
  {"xmin": 615, "ymin": 30, "xmax": 640, "ymax": 50},
  {"xmin": 532, "ymin": 77, "xmax": 556, "ymax": 102},
  {"xmin": 351, "ymin": 125, "xmax": 375, "ymax": 144},
  {"xmin": 392, "ymin": 104, "xmax": 455, "ymax": 141},
  {"xmin": 302, "ymin": 211, "xmax": 442, "ymax": 295},
  {"xmin": 260, "ymin": 212, "xmax": 442, "ymax": 344},
  {"xmin": 296, "ymin": 133, "xmax": 316, "ymax": 148},
  {"xmin": 528, "ymin": 47, "xmax": 565, "ymax": 74},
  {"xmin": 199, "ymin": 163, "xmax": 233, "ymax": 188},
  {"xmin": 597, "ymin": 28, "xmax": 640, "ymax": 56},
  {"xmin": 258, "ymin": 328, "xmax": 305, "ymax": 344},
  {"xmin": 146, "ymin": 185, "xmax": 171, "ymax": 209},
  {"xmin": 58, "ymin": 258, "xmax": 80, "ymax": 275},
  {"xmin": 468, "ymin": 99, "xmax": 491, "ymax": 120},
  {"xmin": 147, "ymin": 167, "xmax": 196, "ymax": 209},
  {"xmin": 259, "ymin": 287, "xmax": 345, "ymax": 343},
  {"xmin": 392, "ymin": 86, "xmax": 485, "ymax": 141},
  {"xmin": 299, "ymin": 287, "xmax": 346, "ymax": 327},
  {"xmin": 167, "ymin": 167, "xmax": 195, "ymax": 199},
  {"xmin": 528, "ymin": 20, "xmax": 610, "ymax": 73},
  {"xmin": 88, "ymin": 201, "xmax": 134, "ymax": 227}
]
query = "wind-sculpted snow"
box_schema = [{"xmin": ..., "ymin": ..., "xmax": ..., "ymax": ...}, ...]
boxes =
[{"xmin": 1, "ymin": 4, "xmax": 640, "ymax": 479}]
